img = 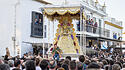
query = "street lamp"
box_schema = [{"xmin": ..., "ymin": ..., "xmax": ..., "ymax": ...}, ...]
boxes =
[{"xmin": 13, "ymin": 0, "xmax": 20, "ymax": 56}]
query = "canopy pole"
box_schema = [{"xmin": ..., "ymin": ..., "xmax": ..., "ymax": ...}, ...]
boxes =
[
  {"xmin": 53, "ymin": 20, "xmax": 54, "ymax": 45},
  {"xmin": 42, "ymin": 8, "xmax": 45, "ymax": 58},
  {"xmin": 47, "ymin": 19, "xmax": 50, "ymax": 58},
  {"xmin": 80, "ymin": 6, "xmax": 86, "ymax": 55},
  {"xmin": 80, "ymin": 6, "xmax": 83, "ymax": 55},
  {"xmin": 82, "ymin": 6, "xmax": 86, "ymax": 55}
]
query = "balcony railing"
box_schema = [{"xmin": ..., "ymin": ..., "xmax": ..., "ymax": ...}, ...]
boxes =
[
  {"xmin": 86, "ymin": 24, "xmax": 99, "ymax": 34},
  {"xmin": 85, "ymin": 24, "xmax": 110, "ymax": 38},
  {"xmin": 100, "ymin": 28, "xmax": 110, "ymax": 37}
]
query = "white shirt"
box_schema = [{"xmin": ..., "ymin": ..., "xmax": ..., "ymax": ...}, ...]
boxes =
[
  {"xmin": 36, "ymin": 66, "xmax": 42, "ymax": 70},
  {"xmin": 10, "ymin": 67, "xmax": 14, "ymax": 70}
]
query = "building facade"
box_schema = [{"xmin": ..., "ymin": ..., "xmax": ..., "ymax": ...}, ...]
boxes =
[
  {"xmin": 104, "ymin": 17, "xmax": 123, "ymax": 53},
  {"xmin": 0, "ymin": 0, "xmax": 51, "ymax": 57}
]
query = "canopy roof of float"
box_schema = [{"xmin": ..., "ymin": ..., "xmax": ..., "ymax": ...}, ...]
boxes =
[{"xmin": 41, "ymin": 5, "xmax": 86, "ymax": 21}]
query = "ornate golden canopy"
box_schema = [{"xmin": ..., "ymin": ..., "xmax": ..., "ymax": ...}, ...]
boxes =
[
  {"xmin": 43, "ymin": 7, "xmax": 80, "ymax": 15},
  {"xmin": 42, "ymin": 6, "xmax": 86, "ymax": 21}
]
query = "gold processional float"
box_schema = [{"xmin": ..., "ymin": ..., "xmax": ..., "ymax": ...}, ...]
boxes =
[{"xmin": 42, "ymin": 6, "xmax": 86, "ymax": 55}]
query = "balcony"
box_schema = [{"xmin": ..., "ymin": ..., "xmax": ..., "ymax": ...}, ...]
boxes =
[
  {"xmin": 85, "ymin": 24, "xmax": 110, "ymax": 38},
  {"xmin": 86, "ymin": 24, "xmax": 99, "ymax": 34},
  {"xmin": 100, "ymin": 28, "xmax": 110, "ymax": 38}
]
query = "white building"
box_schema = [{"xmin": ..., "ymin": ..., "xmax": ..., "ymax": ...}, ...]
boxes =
[
  {"xmin": 104, "ymin": 17, "xmax": 123, "ymax": 52},
  {"xmin": 0, "ymin": 0, "xmax": 123, "ymax": 57},
  {"xmin": 0, "ymin": 0, "xmax": 52, "ymax": 57}
]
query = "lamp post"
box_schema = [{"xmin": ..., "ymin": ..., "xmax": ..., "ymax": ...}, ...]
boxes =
[{"xmin": 13, "ymin": 0, "xmax": 20, "ymax": 56}]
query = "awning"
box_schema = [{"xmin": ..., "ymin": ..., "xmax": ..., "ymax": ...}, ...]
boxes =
[
  {"xmin": 105, "ymin": 21, "xmax": 123, "ymax": 29},
  {"xmin": 42, "ymin": 6, "xmax": 86, "ymax": 20},
  {"xmin": 43, "ymin": 7, "xmax": 80, "ymax": 15}
]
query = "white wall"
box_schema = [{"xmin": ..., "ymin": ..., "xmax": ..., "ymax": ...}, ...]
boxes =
[
  {"xmin": 19, "ymin": 0, "xmax": 61, "ymax": 56},
  {"xmin": 19, "ymin": 0, "xmax": 45, "ymax": 56},
  {"xmin": 0, "ymin": 0, "xmax": 55, "ymax": 57},
  {"xmin": 0, "ymin": 0, "xmax": 19, "ymax": 57}
]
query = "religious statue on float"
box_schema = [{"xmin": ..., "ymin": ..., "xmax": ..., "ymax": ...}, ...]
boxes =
[{"xmin": 53, "ymin": 17, "xmax": 81, "ymax": 54}]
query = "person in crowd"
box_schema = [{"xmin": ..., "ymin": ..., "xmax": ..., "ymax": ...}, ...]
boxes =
[
  {"xmin": 57, "ymin": 60, "xmax": 62, "ymax": 69},
  {"xmin": 21, "ymin": 54, "xmax": 27, "ymax": 61},
  {"xmin": 69, "ymin": 60, "xmax": 77, "ymax": 70},
  {"xmin": 52, "ymin": 44, "xmax": 61, "ymax": 61},
  {"xmin": 1, "ymin": 46, "xmax": 125, "ymax": 70},
  {"xmin": 90, "ymin": 19, "xmax": 94, "ymax": 32},
  {"xmin": 13, "ymin": 60, "xmax": 21, "ymax": 70},
  {"xmin": 8, "ymin": 60, "xmax": 14, "ymax": 70},
  {"xmin": 104, "ymin": 65, "xmax": 110, "ymax": 70},
  {"xmin": 34, "ymin": 19, "xmax": 38, "ymax": 25},
  {"xmin": 4, "ymin": 55, "xmax": 9, "ymax": 61},
  {"xmin": 40, "ymin": 59, "xmax": 48, "ymax": 70},
  {"xmin": 35, "ymin": 58, "xmax": 41, "ymax": 70},
  {"xmin": 79, "ymin": 55, "xmax": 85, "ymax": 63},
  {"xmin": 63, "ymin": 59, "xmax": 70, "ymax": 65},
  {"xmin": 24, "ymin": 60, "xmax": 36, "ymax": 70},
  {"xmin": 87, "ymin": 62, "xmax": 101, "ymax": 70},
  {"xmin": 122, "ymin": 63, "xmax": 125, "ymax": 70},
  {"xmin": 115, "ymin": 61, "xmax": 123, "ymax": 69},
  {"xmin": 84, "ymin": 59, "xmax": 91, "ymax": 68},
  {"xmin": 61, "ymin": 63, "xmax": 69, "ymax": 70},
  {"xmin": 98, "ymin": 62, "xmax": 103, "ymax": 69},
  {"xmin": 79, "ymin": 55, "xmax": 86, "ymax": 70},
  {"xmin": 0, "ymin": 64, "xmax": 10, "ymax": 70},
  {"xmin": 48, "ymin": 60, "xmax": 57, "ymax": 70},
  {"xmin": 77, "ymin": 62, "xmax": 83, "ymax": 70},
  {"xmin": 65, "ymin": 56, "xmax": 71, "ymax": 61},
  {"xmin": 0, "ymin": 59, "xmax": 4, "ymax": 64},
  {"xmin": 39, "ymin": 19, "xmax": 42, "ymax": 25},
  {"xmin": 93, "ymin": 22, "xmax": 97, "ymax": 33},
  {"xmin": 87, "ymin": 19, "xmax": 91, "ymax": 32},
  {"xmin": 102, "ymin": 59, "xmax": 108, "ymax": 68},
  {"xmin": 112, "ymin": 64, "xmax": 121, "ymax": 70}
]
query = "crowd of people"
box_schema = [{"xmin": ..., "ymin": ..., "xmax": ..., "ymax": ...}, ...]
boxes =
[{"xmin": 0, "ymin": 51, "xmax": 125, "ymax": 70}]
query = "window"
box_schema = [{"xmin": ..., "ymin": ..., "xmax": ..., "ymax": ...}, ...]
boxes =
[{"xmin": 31, "ymin": 11, "xmax": 43, "ymax": 38}]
